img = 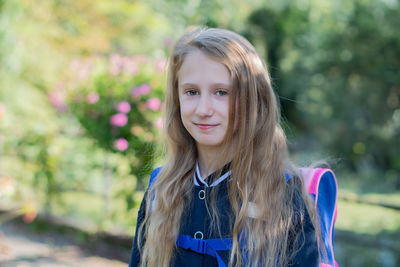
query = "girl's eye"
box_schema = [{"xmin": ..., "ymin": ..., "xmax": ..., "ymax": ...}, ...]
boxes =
[
  {"xmin": 185, "ymin": 89, "xmax": 199, "ymax": 96},
  {"xmin": 216, "ymin": 89, "xmax": 228, "ymax": 96}
]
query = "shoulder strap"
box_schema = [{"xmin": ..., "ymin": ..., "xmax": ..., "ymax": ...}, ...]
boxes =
[
  {"xmin": 147, "ymin": 167, "xmax": 162, "ymax": 190},
  {"xmin": 299, "ymin": 168, "xmax": 338, "ymax": 267},
  {"xmin": 146, "ymin": 167, "xmax": 162, "ymax": 214}
]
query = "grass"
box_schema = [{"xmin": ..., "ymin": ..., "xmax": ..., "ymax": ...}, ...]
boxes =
[
  {"xmin": 339, "ymin": 190, "xmax": 400, "ymax": 207},
  {"xmin": 336, "ymin": 199, "xmax": 400, "ymax": 235}
]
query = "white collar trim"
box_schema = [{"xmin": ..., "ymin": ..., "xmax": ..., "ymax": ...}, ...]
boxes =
[{"xmin": 193, "ymin": 162, "xmax": 232, "ymax": 187}]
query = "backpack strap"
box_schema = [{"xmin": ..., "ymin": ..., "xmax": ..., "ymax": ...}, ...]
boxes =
[
  {"xmin": 146, "ymin": 167, "xmax": 162, "ymax": 213},
  {"xmin": 300, "ymin": 168, "xmax": 338, "ymax": 267},
  {"xmin": 148, "ymin": 167, "xmax": 162, "ymax": 190},
  {"xmin": 177, "ymin": 235, "xmax": 232, "ymax": 267}
]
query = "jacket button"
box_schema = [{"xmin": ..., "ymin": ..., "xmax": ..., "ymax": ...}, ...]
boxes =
[
  {"xmin": 198, "ymin": 190, "xmax": 205, "ymax": 200},
  {"xmin": 194, "ymin": 231, "xmax": 204, "ymax": 239}
]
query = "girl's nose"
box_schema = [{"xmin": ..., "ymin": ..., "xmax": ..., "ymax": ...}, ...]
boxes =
[{"xmin": 195, "ymin": 94, "xmax": 213, "ymax": 117}]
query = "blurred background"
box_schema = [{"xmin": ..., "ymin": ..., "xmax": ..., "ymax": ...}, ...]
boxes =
[{"xmin": 0, "ymin": 0, "xmax": 399, "ymax": 266}]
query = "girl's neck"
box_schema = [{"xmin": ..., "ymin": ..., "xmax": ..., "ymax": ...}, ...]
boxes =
[{"xmin": 197, "ymin": 145, "xmax": 232, "ymax": 178}]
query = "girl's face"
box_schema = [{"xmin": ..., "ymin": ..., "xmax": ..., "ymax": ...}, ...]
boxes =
[{"xmin": 178, "ymin": 49, "xmax": 231, "ymax": 152}]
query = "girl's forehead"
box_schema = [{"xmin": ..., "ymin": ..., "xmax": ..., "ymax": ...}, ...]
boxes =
[{"xmin": 177, "ymin": 50, "xmax": 232, "ymax": 85}]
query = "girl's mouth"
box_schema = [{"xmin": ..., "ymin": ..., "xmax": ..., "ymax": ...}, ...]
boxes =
[{"xmin": 194, "ymin": 123, "xmax": 219, "ymax": 130}]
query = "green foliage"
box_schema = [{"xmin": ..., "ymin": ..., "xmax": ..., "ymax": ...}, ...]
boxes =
[
  {"xmin": 246, "ymin": 0, "xmax": 400, "ymax": 183},
  {"xmin": 246, "ymin": 4, "xmax": 311, "ymax": 126},
  {"xmin": 299, "ymin": 0, "xmax": 400, "ymax": 174}
]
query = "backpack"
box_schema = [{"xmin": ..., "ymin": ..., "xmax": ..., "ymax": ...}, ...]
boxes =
[
  {"xmin": 146, "ymin": 167, "xmax": 338, "ymax": 267},
  {"xmin": 299, "ymin": 168, "xmax": 338, "ymax": 267}
]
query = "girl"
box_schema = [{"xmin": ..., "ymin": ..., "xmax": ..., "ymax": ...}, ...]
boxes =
[{"xmin": 130, "ymin": 28, "xmax": 319, "ymax": 267}]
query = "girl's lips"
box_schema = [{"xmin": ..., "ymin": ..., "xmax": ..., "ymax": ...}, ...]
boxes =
[{"xmin": 194, "ymin": 123, "xmax": 219, "ymax": 130}]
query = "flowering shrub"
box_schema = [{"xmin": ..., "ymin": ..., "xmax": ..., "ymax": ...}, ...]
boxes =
[{"xmin": 60, "ymin": 53, "xmax": 166, "ymax": 186}]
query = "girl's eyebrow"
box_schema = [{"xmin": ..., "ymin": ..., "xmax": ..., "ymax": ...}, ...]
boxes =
[
  {"xmin": 213, "ymin": 83, "xmax": 231, "ymax": 88},
  {"xmin": 180, "ymin": 82, "xmax": 197, "ymax": 88}
]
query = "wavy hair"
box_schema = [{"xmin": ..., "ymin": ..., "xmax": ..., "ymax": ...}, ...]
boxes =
[{"xmin": 137, "ymin": 28, "xmax": 318, "ymax": 267}]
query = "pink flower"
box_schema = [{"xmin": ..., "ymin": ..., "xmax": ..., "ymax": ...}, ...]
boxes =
[
  {"xmin": 123, "ymin": 58, "xmax": 139, "ymax": 75},
  {"xmin": 131, "ymin": 84, "xmax": 152, "ymax": 97},
  {"xmin": 48, "ymin": 92, "xmax": 64, "ymax": 107},
  {"xmin": 69, "ymin": 59, "xmax": 80, "ymax": 72},
  {"xmin": 110, "ymin": 113, "xmax": 128, "ymax": 127},
  {"xmin": 117, "ymin": 101, "xmax": 131, "ymax": 113},
  {"xmin": 114, "ymin": 138, "xmax": 129, "ymax": 151},
  {"xmin": 154, "ymin": 117, "xmax": 164, "ymax": 129},
  {"xmin": 48, "ymin": 91, "xmax": 68, "ymax": 113},
  {"xmin": 132, "ymin": 55, "xmax": 149, "ymax": 64},
  {"xmin": 53, "ymin": 82, "xmax": 64, "ymax": 91},
  {"xmin": 109, "ymin": 64, "xmax": 121, "ymax": 76},
  {"xmin": 109, "ymin": 53, "xmax": 123, "ymax": 76},
  {"xmin": 77, "ymin": 65, "xmax": 92, "ymax": 80},
  {"xmin": 110, "ymin": 53, "xmax": 122, "ymax": 63},
  {"xmin": 146, "ymin": 98, "xmax": 161, "ymax": 111},
  {"xmin": 70, "ymin": 58, "xmax": 93, "ymax": 80},
  {"xmin": 154, "ymin": 59, "xmax": 168, "ymax": 73},
  {"xmin": 86, "ymin": 92, "xmax": 99, "ymax": 104}
]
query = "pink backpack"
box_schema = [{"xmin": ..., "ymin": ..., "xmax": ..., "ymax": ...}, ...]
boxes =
[{"xmin": 300, "ymin": 168, "xmax": 338, "ymax": 267}]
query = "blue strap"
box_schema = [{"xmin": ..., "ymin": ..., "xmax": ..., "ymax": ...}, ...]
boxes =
[
  {"xmin": 146, "ymin": 167, "xmax": 162, "ymax": 213},
  {"xmin": 177, "ymin": 234, "xmax": 232, "ymax": 267},
  {"xmin": 284, "ymin": 172, "xmax": 292, "ymax": 181},
  {"xmin": 148, "ymin": 167, "xmax": 162, "ymax": 190}
]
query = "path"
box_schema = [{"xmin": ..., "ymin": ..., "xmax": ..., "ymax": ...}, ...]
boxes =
[{"xmin": 0, "ymin": 221, "xmax": 129, "ymax": 267}]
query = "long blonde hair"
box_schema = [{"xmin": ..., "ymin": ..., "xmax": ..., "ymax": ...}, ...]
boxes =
[{"xmin": 137, "ymin": 28, "xmax": 317, "ymax": 267}]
